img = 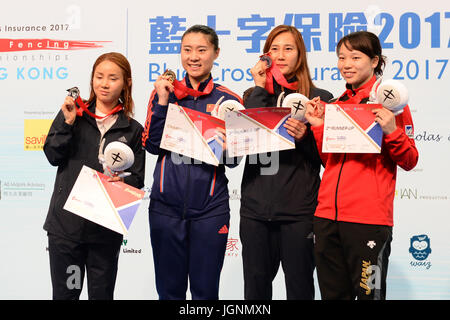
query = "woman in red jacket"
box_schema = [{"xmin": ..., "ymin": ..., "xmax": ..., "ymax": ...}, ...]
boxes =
[{"xmin": 305, "ymin": 31, "xmax": 418, "ymax": 300}]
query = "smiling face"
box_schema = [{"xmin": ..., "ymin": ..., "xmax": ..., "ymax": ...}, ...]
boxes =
[
  {"xmin": 268, "ymin": 31, "xmax": 299, "ymax": 78},
  {"xmin": 92, "ymin": 60, "xmax": 125, "ymax": 110},
  {"xmin": 337, "ymin": 41, "xmax": 379, "ymax": 89},
  {"xmin": 181, "ymin": 32, "xmax": 219, "ymax": 89}
]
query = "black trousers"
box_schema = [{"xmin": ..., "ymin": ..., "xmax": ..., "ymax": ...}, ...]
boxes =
[
  {"xmin": 240, "ymin": 216, "xmax": 315, "ymax": 300},
  {"xmin": 47, "ymin": 233, "xmax": 122, "ymax": 300},
  {"xmin": 149, "ymin": 212, "xmax": 229, "ymax": 300},
  {"xmin": 313, "ymin": 217, "xmax": 392, "ymax": 300}
]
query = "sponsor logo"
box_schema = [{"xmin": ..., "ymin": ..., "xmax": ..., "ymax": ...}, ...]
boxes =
[
  {"xmin": 121, "ymin": 239, "xmax": 142, "ymax": 254},
  {"xmin": 414, "ymin": 130, "xmax": 442, "ymax": 143},
  {"xmin": 229, "ymin": 189, "xmax": 241, "ymax": 200},
  {"xmin": 2, "ymin": 181, "xmax": 45, "ymax": 199},
  {"xmin": 0, "ymin": 38, "xmax": 110, "ymax": 53},
  {"xmin": 24, "ymin": 119, "xmax": 53, "ymax": 151},
  {"xmin": 409, "ymin": 234, "xmax": 432, "ymax": 269},
  {"xmin": 395, "ymin": 187, "xmax": 448, "ymax": 201},
  {"xmin": 395, "ymin": 188, "xmax": 418, "ymax": 200},
  {"xmin": 225, "ymin": 237, "xmax": 240, "ymax": 258}
]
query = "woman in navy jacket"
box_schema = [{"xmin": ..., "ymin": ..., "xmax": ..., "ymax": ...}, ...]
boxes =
[{"xmin": 142, "ymin": 25, "xmax": 242, "ymax": 300}]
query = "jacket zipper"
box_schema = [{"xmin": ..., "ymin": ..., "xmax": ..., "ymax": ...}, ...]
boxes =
[
  {"xmin": 209, "ymin": 167, "xmax": 217, "ymax": 196},
  {"xmin": 160, "ymin": 155, "xmax": 166, "ymax": 193},
  {"xmin": 182, "ymin": 97, "xmax": 198, "ymax": 219},
  {"xmin": 183, "ymin": 165, "xmax": 191, "ymax": 220},
  {"xmin": 335, "ymin": 153, "xmax": 346, "ymax": 220}
]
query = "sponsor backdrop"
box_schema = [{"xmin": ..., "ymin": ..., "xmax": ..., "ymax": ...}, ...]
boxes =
[{"xmin": 0, "ymin": 0, "xmax": 448, "ymax": 299}]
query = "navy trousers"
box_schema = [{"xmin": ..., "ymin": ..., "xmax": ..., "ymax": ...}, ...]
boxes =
[{"xmin": 149, "ymin": 211, "xmax": 230, "ymax": 300}]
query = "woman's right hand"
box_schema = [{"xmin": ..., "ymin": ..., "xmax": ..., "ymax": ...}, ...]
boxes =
[
  {"xmin": 154, "ymin": 74, "xmax": 174, "ymax": 105},
  {"xmin": 305, "ymin": 97, "xmax": 325, "ymax": 127},
  {"xmin": 250, "ymin": 60, "xmax": 269, "ymax": 88},
  {"xmin": 61, "ymin": 96, "xmax": 77, "ymax": 125}
]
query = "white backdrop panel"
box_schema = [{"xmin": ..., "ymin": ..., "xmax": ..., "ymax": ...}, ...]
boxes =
[{"xmin": 0, "ymin": 0, "xmax": 448, "ymax": 299}]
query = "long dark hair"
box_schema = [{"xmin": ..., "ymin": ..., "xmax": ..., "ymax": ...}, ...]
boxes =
[
  {"xmin": 336, "ymin": 31, "xmax": 386, "ymax": 76},
  {"xmin": 87, "ymin": 52, "xmax": 134, "ymax": 118},
  {"xmin": 263, "ymin": 25, "xmax": 315, "ymax": 98}
]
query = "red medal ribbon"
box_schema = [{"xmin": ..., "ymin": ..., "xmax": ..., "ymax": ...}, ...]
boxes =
[
  {"xmin": 261, "ymin": 53, "xmax": 298, "ymax": 94},
  {"xmin": 74, "ymin": 96, "xmax": 123, "ymax": 119},
  {"xmin": 173, "ymin": 77, "xmax": 214, "ymax": 100}
]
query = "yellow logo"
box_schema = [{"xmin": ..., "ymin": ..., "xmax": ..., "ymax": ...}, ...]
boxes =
[
  {"xmin": 24, "ymin": 119, "xmax": 53, "ymax": 151},
  {"xmin": 124, "ymin": 187, "xmax": 144, "ymax": 199},
  {"xmin": 360, "ymin": 260, "xmax": 372, "ymax": 295}
]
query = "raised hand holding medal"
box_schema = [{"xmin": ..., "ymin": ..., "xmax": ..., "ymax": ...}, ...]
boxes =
[
  {"xmin": 156, "ymin": 68, "xmax": 215, "ymax": 103},
  {"xmin": 265, "ymin": 55, "xmax": 298, "ymax": 94},
  {"xmin": 64, "ymin": 86, "xmax": 123, "ymax": 121},
  {"xmin": 163, "ymin": 69, "xmax": 176, "ymax": 83},
  {"xmin": 154, "ymin": 69, "xmax": 176, "ymax": 105},
  {"xmin": 250, "ymin": 55, "xmax": 271, "ymax": 88},
  {"xmin": 61, "ymin": 92, "xmax": 78, "ymax": 125}
]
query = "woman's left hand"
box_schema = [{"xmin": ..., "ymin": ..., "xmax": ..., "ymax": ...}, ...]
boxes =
[
  {"xmin": 284, "ymin": 118, "xmax": 307, "ymax": 141},
  {"xmin": 304, "ymin": 97, "xmax": 324, "ymax": 127},
  {"xmin": 373, "ymin": 107, "xmax": 396, "ymax": 135}
]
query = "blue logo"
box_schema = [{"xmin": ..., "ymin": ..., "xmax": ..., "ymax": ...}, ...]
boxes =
[
  {"xmin": 409, "ymin": 234, "xmax": 432, "ymax": 261},
  {"xmin": 404, "ymin": 125, "xmax": 414, "ymax": 139}
]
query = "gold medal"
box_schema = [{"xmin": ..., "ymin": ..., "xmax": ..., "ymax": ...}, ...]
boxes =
[{"xmin": 162, "ymin": 69, "xmax": 176, "ymax": 83}]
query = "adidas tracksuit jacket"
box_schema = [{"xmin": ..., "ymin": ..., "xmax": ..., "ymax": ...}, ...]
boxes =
[{"xmin": 142, "ymin": 75, "xmax": 242, "ymax": 299}]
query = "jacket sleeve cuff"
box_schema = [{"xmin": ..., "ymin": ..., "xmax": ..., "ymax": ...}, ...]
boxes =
[
  {"xmin": 311, "ymin": 124, "xmax": 324, "ymax": 137},
  {"xmin": 383, "ymin": 127, "xmax": 403, "ymax": 143},
  {"xmin": 53, "ymin": 112, "xmax": 74, "ymax": 132},
  {"xmin": 152, "ymin": 103, "xmax": 168, "ymax": 118}
]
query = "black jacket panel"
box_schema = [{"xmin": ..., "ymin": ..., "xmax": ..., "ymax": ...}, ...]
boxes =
[
  {"xmin": 240, "ymin": 83, "xmax": 333, "ymax": 221},
  {"xmin": 43, "ymin": 103, "xmax": 145, "ymax": 243}
]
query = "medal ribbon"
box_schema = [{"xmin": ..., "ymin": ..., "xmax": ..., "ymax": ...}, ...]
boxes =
[
  {"xmin": 261, "ymin": 53, "xmax": 298, "ymax": 94},
  {"xmin": 172, "ymin": 77, "xmax": 214, "ymax": 100},
  {"xmin": 74, "ymin": 96, "xmax": 123, "ymax": 119}
]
